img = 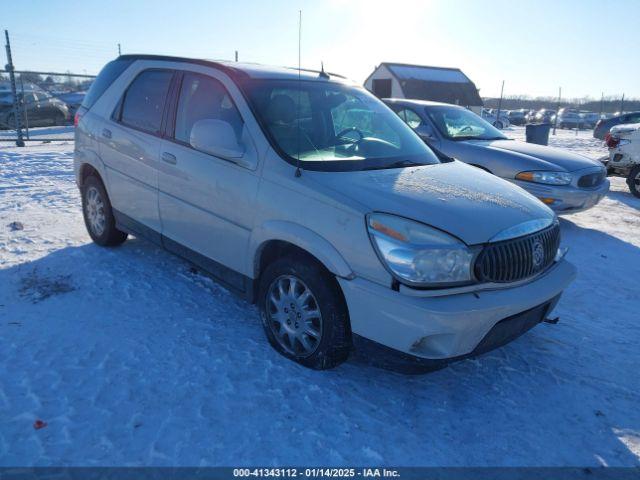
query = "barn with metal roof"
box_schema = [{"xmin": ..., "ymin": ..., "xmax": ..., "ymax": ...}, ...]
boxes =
[{"xmin": 364, "ymin": 62, "xmax": 483, "ymax": 111}]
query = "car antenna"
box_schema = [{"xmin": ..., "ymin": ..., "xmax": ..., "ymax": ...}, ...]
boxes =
[
  {"xmin": 295, "ymin": 9, "xmax": 303, "ymax": 178},
  {"xmin": 319, "ymin": 61, "xmax": 329, "ymax": 79}
]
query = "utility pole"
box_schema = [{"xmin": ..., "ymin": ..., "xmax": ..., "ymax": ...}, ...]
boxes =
[
  {"xmin": 599, "ymin": 92, "xmax": 604, "ymax": 117},
  {"xmin": 235, "ymin": 50, "xmax": 238, "ymax": 62},
  {"xmin": 4, "ymin": 30, "xmax": 24, "ymax": 147},
  {"xmin": 495, "ymin": 80, "xmax": 505, "ymax": 129},
  {"xmin": 19, "ymin": 74, "xmax": 29, "ymax": 139},
  {"xmin": 118, "ymin": 43, "xmax": 121, "ymax": 56},
  {"xmin": 553, "ymin": 86, "xmax": 561, "ymax": 136},
  {"xmin": 620, "ymin": 93, "xmax": 625, "ymax": 114}
]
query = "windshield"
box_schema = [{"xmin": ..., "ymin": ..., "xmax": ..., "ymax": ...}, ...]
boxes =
[
  {"xmin": 241, "ymin": 79, "xmax": 439, "ymax": 171},
  {"xmin": 425, "ymin": 105, "xmax": 507, "ymax": 141}
]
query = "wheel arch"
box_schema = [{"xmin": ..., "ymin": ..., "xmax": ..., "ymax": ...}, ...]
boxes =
[
  {"xmin": 75, "ymin": 148, "xmax": 108, "ymax": 190},
  {"xmin": 469, "ymin": 164, "xmax": 492, "ymax": 174},
  {"xmin": 250, "ymin": 221, "xmax": 354, "ymax": 282}
]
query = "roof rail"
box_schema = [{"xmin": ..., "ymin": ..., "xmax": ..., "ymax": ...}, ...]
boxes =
[{"xmin": 117, "ymin": 54, "xmax": 347, "ymax": 81}]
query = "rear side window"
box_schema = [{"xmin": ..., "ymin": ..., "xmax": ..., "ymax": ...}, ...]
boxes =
[
  {"xmin": 81, "ymin": 59, "xmax": 133, "ymax": 110},
  {"xmin": 119, "ymin": 70, "xmax": 173, "ymax": 135}
]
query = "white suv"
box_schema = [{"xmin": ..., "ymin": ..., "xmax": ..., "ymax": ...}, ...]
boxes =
[{"xmin": 74, "ymin": 55, "xmax": 576, "ymax": 372}]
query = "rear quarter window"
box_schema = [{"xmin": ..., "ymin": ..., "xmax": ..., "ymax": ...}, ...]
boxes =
[
  {"xmin": 118, "ymin": 69, "xmax": 173, "ymax": 135},
  {"xmin": 81, "ymin": 58, "xmax": 134, "ymax": 110}
]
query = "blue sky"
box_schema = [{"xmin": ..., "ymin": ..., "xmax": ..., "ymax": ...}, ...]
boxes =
[{"xmin": 4, "ymin": 0, "xmax": 639, "ymax": 99}]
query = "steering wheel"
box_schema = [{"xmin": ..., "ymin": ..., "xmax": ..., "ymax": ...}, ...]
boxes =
[
  {"xmin": 335, "ymin": 127, "xmax": 364, "ymax": 144},
  {"xmin": 459, "ymin": 125, "xmax": 473, "ymax": 133}
]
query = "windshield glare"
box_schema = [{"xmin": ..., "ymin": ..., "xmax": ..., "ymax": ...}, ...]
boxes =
[
  {"xmin": 426, "ymin": 105, "xmax": 507, "ymax": 141},
  {"xmin": 242, "ymin": 80, "xmax": 439, "ymax": 171}
]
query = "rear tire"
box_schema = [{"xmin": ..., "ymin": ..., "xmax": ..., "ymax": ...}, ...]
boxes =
[
  {"xmin": 81, "ymin": 175, "xmax": 128, "ymax": 246},
  {"xmin": 627, "ymin": 165, "xmax": 640, "ymax": 199},
  {"xmin": 258, "ymin": 253, "xmax": 351, "ymax": 370}
]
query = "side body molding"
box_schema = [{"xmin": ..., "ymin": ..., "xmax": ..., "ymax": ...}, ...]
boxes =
[{"xmin": 249, "ymin": 220, "xmax": 354, "ymax": 280}]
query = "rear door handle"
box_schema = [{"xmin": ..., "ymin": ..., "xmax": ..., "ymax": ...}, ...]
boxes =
[
  {"xmin": 161, "ymin": 152, "xmax": 177, "ymax": 165},
  {"xmin": 102, "ymin": 128, "xmax": 112, "ymax": 139}
]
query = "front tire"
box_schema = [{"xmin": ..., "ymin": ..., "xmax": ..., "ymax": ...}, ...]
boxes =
[
  {"xmin": 81, "ymin": 175, "xmax": 127, "ymax": 246},
  {"xmin": 627, "ymin": 165, "xmax": 640, "ymax": 199},
  {"xmin": 258, "ymin": 253, "xmax": 351, "ymax": 370}
]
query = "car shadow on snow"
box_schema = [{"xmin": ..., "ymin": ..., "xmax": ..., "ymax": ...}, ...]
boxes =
[
  {"xmin": 1, "ymin": 229, "xmax": 639, "ymax": 466},
  {"xmin": 606, "ymin": 188, "xmax": 640, "ymax": 211}
]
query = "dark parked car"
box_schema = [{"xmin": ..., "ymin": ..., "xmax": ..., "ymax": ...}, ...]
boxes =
[
  {"xmin": 0, "ymin": 90, "xmax": 69, "ymax": 129},
  {"xmin": 507, "ymin": 109, "xmax": 527, "ymax": 125},
  {"xmin": 57, "ymin": 91, "xmax": 86, "ymax": 119},
  {"xmin": 594, "ymin": 111, "xmax": 640, "ymax": 140}
]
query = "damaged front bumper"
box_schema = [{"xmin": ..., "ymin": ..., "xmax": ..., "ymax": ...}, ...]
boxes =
[{"xmin": 338, "ymin": 258, "xmax": 576, "ymax": 372}]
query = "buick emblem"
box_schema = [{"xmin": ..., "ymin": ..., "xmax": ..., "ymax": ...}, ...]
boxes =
[{"xmin": 532, "ymin": 239, "xmax": 545, "ymax": 269}]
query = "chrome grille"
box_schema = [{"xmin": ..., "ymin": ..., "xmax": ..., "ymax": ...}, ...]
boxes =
[
  {"xmin": 578, "ymin": 170, "xmax": 606, "ymax": 188},
  {"xmin": 475, "ymin": 223, "xmax": 560, "ymax": 283}
]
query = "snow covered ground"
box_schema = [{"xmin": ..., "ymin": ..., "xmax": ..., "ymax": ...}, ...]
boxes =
[{"xmin": 0, "ymin": 127, "xmax": 639, "ymax": 467}]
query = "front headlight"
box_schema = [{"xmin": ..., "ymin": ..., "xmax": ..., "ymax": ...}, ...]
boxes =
[
  {"xmin": 515, "ymin": 171, "xmax": 573, "ymax": 185},
  {"xmin": 367, "ymin": 213, "xmax": 474, "ymax": 287}
]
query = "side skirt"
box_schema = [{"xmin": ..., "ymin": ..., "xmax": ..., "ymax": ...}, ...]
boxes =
[{"xmin": 113, "ymin": 209, "xmax": 256, "ymax": 302}]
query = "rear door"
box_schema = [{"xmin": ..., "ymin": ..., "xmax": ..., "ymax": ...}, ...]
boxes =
[
  {"xmin": 99, "ymin": 68, "xmax": 174, "ymax": 237},
  {"xmin": 157, "ymin": 69, "xmax": 260, "ymax": 284}
]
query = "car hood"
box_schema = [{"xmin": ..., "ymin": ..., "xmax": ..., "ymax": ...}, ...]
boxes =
[
  {"xmin": 308, "ymin": 160, "xmax": 554, "ymax": 246},
  {"xmin": 611, "ymin": 123, "xmax": 640, "ymax": 137},
  {"xmin": 477, "ymin": 139, "xmax": 602, "ymax": 172}
]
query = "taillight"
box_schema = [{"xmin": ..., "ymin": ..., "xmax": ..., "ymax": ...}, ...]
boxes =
[
  {"xmin": 74, "ymin": 107, "xmax": 87, "ymax": 127},
  {"xmin": 605, "ymin": 133, "xmax": 620, "ymax": 149}
]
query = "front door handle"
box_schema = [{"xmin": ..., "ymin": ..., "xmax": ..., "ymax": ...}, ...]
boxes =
[
  {"xmin": 102, "ymin": 128, "xmax": 112, "ymax": 139},
  {"xmin": 161, "ymin": 152, "xmax": 177, "ymax": 165}
]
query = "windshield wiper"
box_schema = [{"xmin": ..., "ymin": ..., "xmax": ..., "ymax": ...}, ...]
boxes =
[
  {"xmin": 453, "ymin": 136, "xmax": 507, "ymax": 141},
  {"xmin": 362, "ymin": 160, "xmax": 425, "ymax": 171}
]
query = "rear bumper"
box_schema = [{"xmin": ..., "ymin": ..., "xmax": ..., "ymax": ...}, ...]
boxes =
[
  {"xmin": 339, "ymin": 259, "xmax": 576, "ymax": 367},
  {"xmin": 510, "ymin": 178, "xmax": 609, "ymax": 214}
]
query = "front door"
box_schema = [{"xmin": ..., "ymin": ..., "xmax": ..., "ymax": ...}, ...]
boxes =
[{"xmin": 157, "ymin": 70, "xmax": 259, "ymax": 284}]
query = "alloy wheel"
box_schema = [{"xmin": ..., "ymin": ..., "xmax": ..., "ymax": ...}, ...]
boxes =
[
  {"xmin": 85, "ymin": 186, "xmax": 106, "ymax": 237},
  {"xmin": 265, "ymin": 275, "xmax": 323, "ymax": 357}
]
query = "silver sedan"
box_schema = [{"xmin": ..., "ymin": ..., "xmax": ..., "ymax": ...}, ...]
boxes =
[{"xmin": 385, "ymin": 99, "xmax": 609, "ymax": 214}]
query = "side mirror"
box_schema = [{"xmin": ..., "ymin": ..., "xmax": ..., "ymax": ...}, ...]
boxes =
[
  {"xmin": 414, "ymin": 124, "xmax": 436, "ymax": 140},
  {"xmin": 190, "ymin": 119, "xmax": 245, "ymax": 159}
]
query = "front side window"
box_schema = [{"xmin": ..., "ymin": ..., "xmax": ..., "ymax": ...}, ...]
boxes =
[
  {"xmin": 396, "ymin": 108, "xmax": 423, "ymax": 129},
  {"xmin": 120, "ymin": 70, "xmax": 173, "ymax": 134},
  {"xmin": 174, "ymin": 72, "xmax": 244, "ymax": 145},
  {"xmin": 425, "ymin": 106, "xmax": 507, "ymax": 141},
  {"xmin": 241, "ymin": 79, "xmax": 439, "ymax": 171}
]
